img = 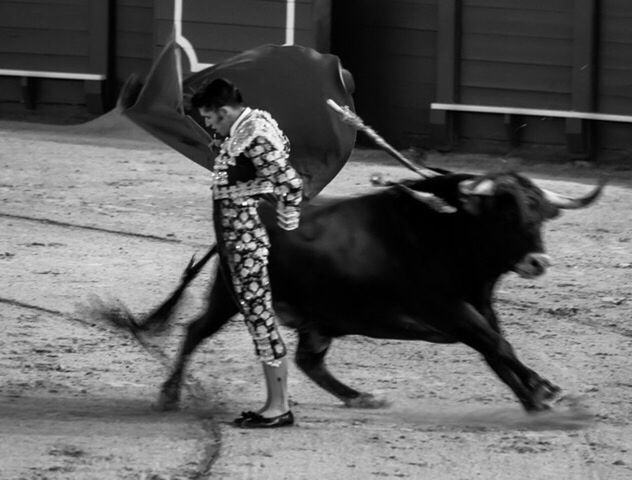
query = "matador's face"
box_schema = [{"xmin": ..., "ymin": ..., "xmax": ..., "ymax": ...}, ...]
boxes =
[
  {"xmin": 199, "ymin": 106, "xmax": 225, "ymax": 136},
  {"xmin": 199, "ymin": 106, "xmax": 237, "ymax": 137}
]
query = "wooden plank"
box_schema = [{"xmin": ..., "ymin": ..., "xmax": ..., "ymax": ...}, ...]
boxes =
[
  {"xmin": 462, "ymin": 33, "xmax": 572, "ymax": 67},
  {"xmin": 598, "ymin": 69, "xmax": 632, "ymax": 97},
  {"xmin": 85, "ymin": 79, "xmax": 106, "ymax": 113},
  {"xmin": 349, "ymin": 2, "xmax": 437, "ymax": 31},
  {"xmin": 597, "ymin": 122, "xmax": 632, "ymax": 150},
  {"xmin": 115, "ymin": 31, "xmax": 156, "ymax": 59},
  {"xmin": 567, "ymin": 0, "xmax": 597, "ymax": 158},
  {"xmin": 88, "ymin": 0, "xmax": 110, "ymax": 74},
  {"xmin": 385, "ymin": 105, "xmax": 433, "ymax": 133},
  {"xmin": 0, "ymin": 53, "xmax": 88, "ymax": 72},
  {"xmin": 364, "ymin": 55, "xmax": 436, "ymax": 86},
  {"xmin": 347, "ymin": 28, "xmax": 437, "ymax": 57},
  {"xmin": 597, "ymin": 1, "xmax": 632, "ymax": 118},
  {"xmin": 462, "ymin": 7, "xmax": 572, "ymax": 39},
  {"xmin": 116, "ymin": 5, "xmax": 154, "ymax": 34},
  {"xmin": 435, "ymin": 0, "xmax": 459, "ymax": 103},
  {"xmin": 459, "ymin": 112, "xmax": 566, "ymax": 146},
  {"xmin": 3, "ymin": 0, "xmax": 85, "ymax": 5},
  {"xmin": 600, "ymin": 17, "xmax": 632, "ymax": 44},
  {"xmin": 600, "ymin": 44, "xmax": 632, "ymax": 70},
  {"xmin": 115, "ymin": 57, "xmax": 153, "ymax": 79},
  {"xmin": 463, "ymin": 0, "xmax": 573, "ymax": 13},
  {"xmin": 461, "ymin": 60, "xmax": 572, "ymax": 94},
  {"xmin": 294, "ymin": 29, "xmax": 317, "ymax": 50},
  {"xmin": 460, "ymin": 86, "xmax": 570, "ymax": 110},
  {"xmin": 431, "ymin": 103, "xmax": 632, "ymax": 123},
  {"xmin": 117, "ymin": 0, "xmax": 153, "ymax": 7},
  {"xmin": 312, "ymin": 0, "xmax": 332, "ymax": 52},
  {"xmin": 352, "ymin": 104, "xmax": 433, "ymax": 145},
  {"xmin": 375, "ymin": 82, "xmax": 436, "ymax": 110},
  {"xmin": 0, "ymin": 56, "xmax": 92, "ymax": 73},
  {"xmin": 0, "ymin": 78, "xmax": 21, "ymax": 101},
  {"xmin": 431, "ymin": 0, "xmax": 459, "ymax": 146},
  {"xmin": 0, "ymin": 28, "xmax": 91, "ymax": 56},
  {"xmin": 20, "ymin": 77, "xmax": 36, "ymax": 109},
  {"xmin": 182, "ymin": 48, "xmax": 243, "ymax": 66},
  {"xmin": 156, "ymin": 21, "xmax": 286, "ymax": 52},
  {"xmin": 0, "ymin": 3, "xmax": 87, "ymax": 30},
  {"xmin": 155, "ymin": 0, "xmax": 311, "ymax": 29},
  {"xmin": 601, "ymin": 0, "xmax": 632, "ymax": 18},
  {"xmin": 367, "ymin": 0, "xmax": 437, "ymax": 6},
  {"xmin": 20, "ymin": 78, "xmax": 87, "ymax": 104},
  {"xmin": 355, "ymin": 78, "xmax": 435, "ymax": 110},
  {"xmin": 0, "ymin": 70, "xmax": 105, "ymax": 80}
]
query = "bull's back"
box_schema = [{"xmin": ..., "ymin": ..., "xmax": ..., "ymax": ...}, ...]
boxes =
[
  {"xmin": 267, "ymin": 194, "xmax": 391, "ymax": 281},
  {"xmin": 266, "ymin": 192, "xmax": 460, "ymax": 303}
]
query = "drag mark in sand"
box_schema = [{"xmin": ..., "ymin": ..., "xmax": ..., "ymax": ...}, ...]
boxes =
[
  {"xmin": 0, "ymin": 211, "xmax": 183, "ymax": 244},
  {"xmin": 0, "ymin": 294, "xmax": 223, "ymax": 479}
]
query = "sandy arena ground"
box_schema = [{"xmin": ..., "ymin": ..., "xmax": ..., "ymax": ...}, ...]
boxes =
[{"xmin": 0, "ymin": 112, "xmax": 631, "ymax": 479}]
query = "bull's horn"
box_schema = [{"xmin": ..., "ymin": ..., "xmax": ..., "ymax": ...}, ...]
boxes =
[
  {"xmin": 542, "ymin": 180, "xmax": 606, "ymax": 209},
  {"xmin": 397, "ymin": 185, "xmax": 457, "ymax": 213},
  {"xmin": 459, "ymin": 178, "xmax": 495, "ymax": 196}
]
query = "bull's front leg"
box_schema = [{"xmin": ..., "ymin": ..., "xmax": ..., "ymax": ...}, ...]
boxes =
[
  {"xmin": 473, "ymin": 296, "xmax": 562, "ymax": 407},
  {"xmin": 448, "ymin": 301, "xmax": 558, "ymax": 412}
]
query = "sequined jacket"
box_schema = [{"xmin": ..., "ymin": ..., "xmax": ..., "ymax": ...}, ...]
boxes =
[{"xmin": 211, "ymin": 109, "xmax": 303, "ymax": 228}]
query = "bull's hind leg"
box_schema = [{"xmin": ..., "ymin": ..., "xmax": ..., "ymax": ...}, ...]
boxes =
[
  {"xmin": 156, "ymin": 276, "xmax": 238, "ymax": 411},
  {"xmin": 295, "ymin": 330, "xmax": 388, "ymax": 408}
]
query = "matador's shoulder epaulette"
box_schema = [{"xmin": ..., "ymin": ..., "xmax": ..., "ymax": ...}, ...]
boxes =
[{"xmin": 227, "ymin": 109, "xmax": 287, "ymax": 158}]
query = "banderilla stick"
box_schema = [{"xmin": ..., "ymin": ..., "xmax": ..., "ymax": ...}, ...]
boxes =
[{"xmin": 326, "ymin": 99, "xmax": 439, "ymax": 179}]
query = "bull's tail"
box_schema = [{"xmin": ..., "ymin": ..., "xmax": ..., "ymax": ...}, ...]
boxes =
[
  {"xmin": 137, "ymin": 244, "xmax": 218, "ymax": 332},
  {"xmin": 86, "ymin": 244, "xmax": 217, "ymax": 335}
]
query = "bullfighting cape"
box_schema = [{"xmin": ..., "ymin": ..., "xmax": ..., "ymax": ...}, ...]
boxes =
[{"xmin": 118, "ymin": 40, "xmax": 356, "ymax": 200}]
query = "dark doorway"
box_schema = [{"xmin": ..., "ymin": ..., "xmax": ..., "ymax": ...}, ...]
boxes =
[{"xmin": 330, "ymin": 0, "xmax": 439, "ymax": 147}]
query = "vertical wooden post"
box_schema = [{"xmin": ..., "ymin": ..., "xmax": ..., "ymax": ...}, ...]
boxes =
[
  {"xmin": 154, "ymin": 0, "xmax": 170, "ymax": 60},
  {"xmin": 567, "ymin": 0, "xmax": 598, "ymax": 160},
  {"xmin": 504, "ymin": 114, "xmax": 523, "ymax": 148},
  {"xmin": 431, "ymin": 0, "xmax": 461, "ymax": 150},
  {"xmin": 20, "ymin": 77, "xmax": 36, "ymax": 110},
  {"xmin": 312, "ymin": 0, "xmax": 332, "ymax": 52},
  {"xmin": 86, "ymin": 0, "xmax": 111, "ymax": 113}
]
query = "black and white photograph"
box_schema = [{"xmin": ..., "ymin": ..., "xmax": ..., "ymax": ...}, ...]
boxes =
[{"xmin": 0, "ymin": 1, "xmax": 631, "ymax": 478}]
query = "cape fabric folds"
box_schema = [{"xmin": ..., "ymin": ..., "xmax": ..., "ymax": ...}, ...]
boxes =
[{"xmin": 119, "ymin": 40, "xmax": 356, "ymax": 200}]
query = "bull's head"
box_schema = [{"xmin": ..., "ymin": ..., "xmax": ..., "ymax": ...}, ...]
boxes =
[{"xmin": 458, "ymin": 173, "xmax": 605, "ymax": 278}]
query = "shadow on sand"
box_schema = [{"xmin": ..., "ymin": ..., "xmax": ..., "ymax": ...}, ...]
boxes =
[
  {"xmin": 383, "ymin": 395, "xmax": 594, "ymax": 431},
  {"xmin": 297, "ymin": 394, "xmax": 594, "ymax": 432}
]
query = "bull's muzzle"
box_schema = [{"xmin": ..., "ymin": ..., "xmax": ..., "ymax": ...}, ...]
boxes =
[{"xmin": 513, "ymin": 253, "xmax": 551, "ymax": 279}]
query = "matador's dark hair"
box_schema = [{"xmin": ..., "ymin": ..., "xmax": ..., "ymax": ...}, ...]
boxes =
[{"xmin": 190, "ymin": 78, "xmax": 244, "ymax": 110}]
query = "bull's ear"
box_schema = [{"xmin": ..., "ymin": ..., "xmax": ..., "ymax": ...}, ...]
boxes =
[
  {"xmin": 458, "ymin": 178, "xmax": 494, "ymax": 215},
  {"xmin": 459, "ymin": 178, "xmax": 495, "ymax": 196}
]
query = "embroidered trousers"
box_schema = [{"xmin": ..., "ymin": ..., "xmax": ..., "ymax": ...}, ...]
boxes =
[{"xmin": 214, "ymin": 197, "xmax": 286, "ymax": 365}]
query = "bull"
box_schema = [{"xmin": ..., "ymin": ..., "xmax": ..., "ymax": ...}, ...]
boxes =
[{"xmin": 103, "ymin": 171, "xmax": 603, "ymax": 413}]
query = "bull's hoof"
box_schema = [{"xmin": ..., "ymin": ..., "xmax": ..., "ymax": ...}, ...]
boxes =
[
  {"xmin": 344, "ymin": 392, "xmax": 391, "ymax": 409},
  {"xmin": 524, "ymin": 382, "xmax": 563, "ymax": 412},
  {"xmin": 551, "ymin": 393, "xmax": 588, "ymax": 411},
  {"xmin": 153, "ymin": 391, "xmax": 180, "ymax": 412},
  {"xmin": 534, "ymin": 381, "xmax": 563, "ymax": 408}
]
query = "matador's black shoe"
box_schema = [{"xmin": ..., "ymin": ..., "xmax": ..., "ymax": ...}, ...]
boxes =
[
  {"xmin": 233, "ymin": 411, "xmax": 259, "ymax": 426},
  {"xmin": 235, "ymin": 410, "xmax": 295, "ymax": 429}
]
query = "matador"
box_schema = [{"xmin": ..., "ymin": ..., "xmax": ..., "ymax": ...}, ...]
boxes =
[{"xmin": 191, "ymin": 77, "xmax": 302, "ymax": 428}]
